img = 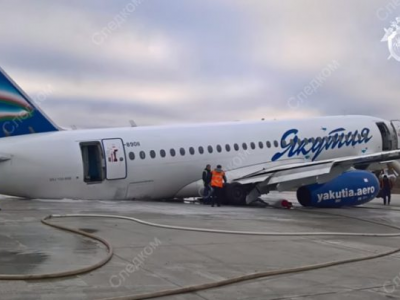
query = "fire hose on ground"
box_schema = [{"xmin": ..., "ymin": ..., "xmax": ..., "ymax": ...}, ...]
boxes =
[{"xmin": 0, "ymin": 211, "xmax": 399, "ymax": 299}]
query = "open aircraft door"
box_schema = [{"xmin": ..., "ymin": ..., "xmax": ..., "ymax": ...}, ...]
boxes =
[
  {"xmin": 102, "ymin": 138, "xmax": 127, "ymax": 180},
  {"xmin": 391, "ymin": 120, "xmax": 400, "ymax": 149}
]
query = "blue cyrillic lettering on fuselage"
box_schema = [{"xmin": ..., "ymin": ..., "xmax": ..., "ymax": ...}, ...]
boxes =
[{"xmin": 272, "ymin": 128, "xmax": 372, "ymax": 161}]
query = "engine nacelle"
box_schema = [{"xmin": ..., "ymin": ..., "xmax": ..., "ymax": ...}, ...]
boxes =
[{"xmin": 296, "ymin": 170, "xmax": 380, "ymax": 208}]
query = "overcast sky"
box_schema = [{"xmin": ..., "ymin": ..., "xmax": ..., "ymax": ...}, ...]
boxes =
[{"xmin": 0, "ymin": 0, "xmax": 399, "ymax": 128}]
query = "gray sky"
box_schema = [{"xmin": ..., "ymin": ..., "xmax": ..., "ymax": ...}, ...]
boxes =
[{"xmin": 0, "ymin": 0, "xmax": 399, "ymax": 128}]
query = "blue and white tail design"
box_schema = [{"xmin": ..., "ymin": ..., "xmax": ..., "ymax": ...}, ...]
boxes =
[{"xmin": 0, "ymin": 67, "xmax": 59, "ymax": 137}]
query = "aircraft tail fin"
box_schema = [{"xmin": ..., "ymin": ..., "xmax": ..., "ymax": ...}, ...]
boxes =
[{"xmin": 0, "ymin": 67, "xmax": 59, "ymax": 138}]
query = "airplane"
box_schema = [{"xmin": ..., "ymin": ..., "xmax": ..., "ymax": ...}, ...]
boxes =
[{"xmin": 0, "ymin": 66, "xmax": 400, "ymax": 208}]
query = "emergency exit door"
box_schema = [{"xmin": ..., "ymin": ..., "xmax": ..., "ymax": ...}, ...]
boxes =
[{"xmin": 102, "ymin": 138, "xmax": 127, "ymax": 180}]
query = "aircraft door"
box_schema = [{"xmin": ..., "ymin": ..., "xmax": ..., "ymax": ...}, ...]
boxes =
[
  {"xmin": 102, "ymin": 138, "xmax": 127, "ymax": 180},
  {"xmin": 80, "ymin": 141, "xmax": 105, "ymax": 183},
  {"xmin": 391, "ymin": 120, "xmax": 400, "ymax": 149},
  {"xmin": 376, "ymin": 122, "xmax": 393, "ymax": 151}
]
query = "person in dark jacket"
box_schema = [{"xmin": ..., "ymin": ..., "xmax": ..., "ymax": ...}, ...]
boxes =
[
  {"xmin": 380, "ymin": 175, "xmax": 393, "ymax": 205},
  {"xmin": 202, "ymin": 164, "xmax": 212, "ymax": 204}
]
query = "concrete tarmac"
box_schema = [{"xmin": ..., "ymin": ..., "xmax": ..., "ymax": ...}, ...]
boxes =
[{"xmin": 1, "ymin": 194, "xmax": 400, "ymax": 299}]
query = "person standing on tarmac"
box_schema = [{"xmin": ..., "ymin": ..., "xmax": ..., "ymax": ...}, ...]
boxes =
[
  {"xmin": 381, "ymin": 175, "xmax": 393, "ymax": 205},
  {"xmin": 202, "ymin": 164, "xmax": 212, "ymax": 204},
  {"xmin": 210, "ymin": 165, "xmax": 227, "ymax": 207}
]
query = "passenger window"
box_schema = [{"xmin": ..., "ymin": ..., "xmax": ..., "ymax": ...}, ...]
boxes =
[
  {"xmin": 274, "ymin": 140, "xmax": 279, "ymax": 147},
  {"xmin": 266, "ymin": 141, "xmax": 271, "ymax": 148},
  {"xmin": 189, "ymin": 147, "xmax": 195, "ymax": 155},
  {"xmin": 160, "ymin": 149, "xmax": 166, "ymax": 158},
  {"xmin": 199, "ymin": 146, "xmax": 204, "ymax": 154},
  {"xmin": 129, "ymin": 152, "xmax": 135, "ymax": 160},
  {"xmin": 180, "ymin": 148, "xmax": 185, "ymax": 156},
  {"xmin": 258, "ymin": 141, "xmax": 264, "ymax": 149},
  {"xmin": 140, "ymin": 151, "xmax": 146, "ymax": 159},
  {"xmin": 150, "ymin": 150, "xmax": 156, "ymax": 159},
  {"xmin": 250, "ymin": 142, "xmax": 256, "ymax": 150},
  {"xmin": 282, "ymin": 140, "xmax": 287, "ymax": 147},
  {"xmin": 234, "ymin": 143, "xmax": 239, "ymax": 151},
  {"xmin": 208, "ymin": 146, "xmax": 213, "ymax": 153},
  {"xmin": 226, "ymin": 144, "xmax": 231, "ymax": 152},
  {"xmin": 216, "ymin": 145, "xmax": 222, "ymax": 153},
  {"xmin": 170, "ymin": 149, "xmax": 176, "ymax": 157},
  {"xmin": 242, "ymin": 143, "xmax": 248, "ymax": 150}
]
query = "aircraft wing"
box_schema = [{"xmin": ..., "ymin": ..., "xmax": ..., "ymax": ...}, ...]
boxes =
[{"xmin": 231, "ymin": 150, "xmax": 400, "ymax": 203}]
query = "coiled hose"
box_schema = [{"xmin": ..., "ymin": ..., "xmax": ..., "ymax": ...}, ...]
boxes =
[{"xmin": 1, "ymin": 210, "xmax": 399, "ymax": 300}]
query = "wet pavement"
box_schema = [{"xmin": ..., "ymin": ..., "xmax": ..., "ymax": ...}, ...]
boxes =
[{"xmin": 1, "ymin": 195, "xmax": 400, "ymax": 299}]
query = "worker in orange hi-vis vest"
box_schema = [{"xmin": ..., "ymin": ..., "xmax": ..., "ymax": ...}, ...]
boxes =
[{"xmin": 210, "ymin": 165, "xmax": 227, "ymax": 207}]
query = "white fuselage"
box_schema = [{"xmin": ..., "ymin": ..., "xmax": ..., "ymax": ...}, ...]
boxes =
[{"xmin": 0, "ymin": 115, "xmax": 394, "ymax": 200}]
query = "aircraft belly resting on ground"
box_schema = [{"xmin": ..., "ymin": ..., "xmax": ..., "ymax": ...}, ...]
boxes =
[{"xmin": 0, "ymin": 66, "xmax": 399, "ymax": 207}]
